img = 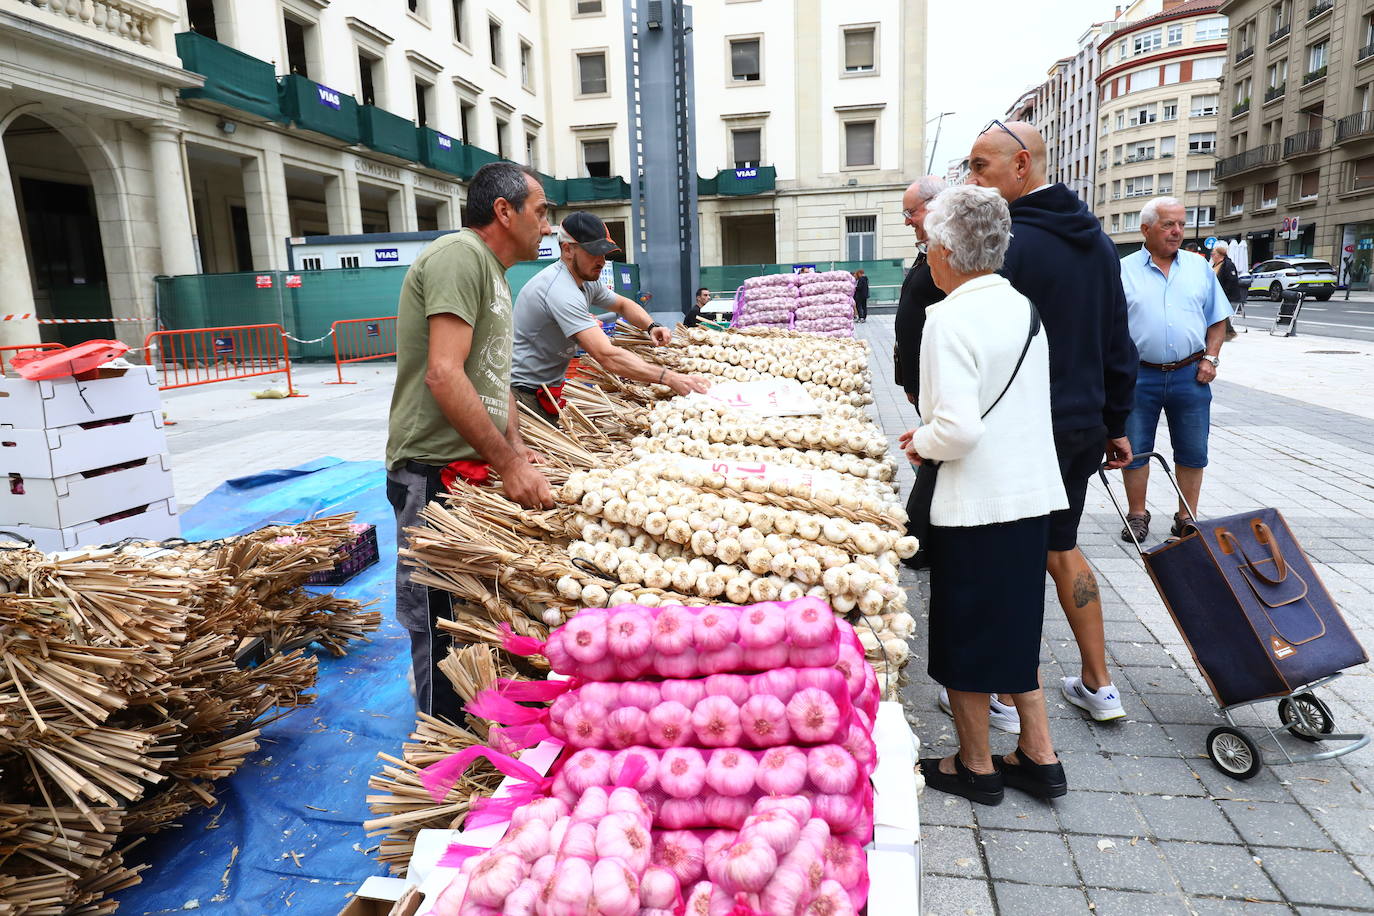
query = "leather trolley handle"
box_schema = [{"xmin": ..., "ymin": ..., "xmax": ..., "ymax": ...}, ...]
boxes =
[{"xmin": 1216, "ymin": 524, "xmax": 1289, "ymax": 586}]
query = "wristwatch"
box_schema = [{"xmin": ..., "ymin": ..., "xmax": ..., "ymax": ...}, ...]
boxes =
[
  {"xmin": 1202, "ymin": 355, "xmax": 1220, "ymax": 368},
  {"xmin": 646, "ymin": 321, "xmax": 664, "ymax": 333}
]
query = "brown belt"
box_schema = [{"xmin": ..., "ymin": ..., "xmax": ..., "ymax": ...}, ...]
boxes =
[{"xmin": 1141, "ymin": 351, "xmax": 1204, "ymax": 372}]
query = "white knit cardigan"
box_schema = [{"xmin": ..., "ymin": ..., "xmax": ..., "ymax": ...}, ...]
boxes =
[{"xmin": 909, "ymin": 273, "xmax": 1069, "ymax": 528}]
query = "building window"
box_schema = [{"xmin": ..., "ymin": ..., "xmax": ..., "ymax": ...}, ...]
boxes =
[
  {"xmin": 1111, "ymin": 213, "xmax": 1121, "ymax": 232},
  {"xmin": 1187, "ymin": 168, "xmax": 1214, "ymax": 191},
  {"xmin": 1160, "ymin": 136, "xmax": 1176, "ymax": 156},
  {"xmin": 1112, "ymin": 179, "xmax": 1121, "ymax": 198},
  {"xmin": 1130, "ymin": 104, "xmax": 1156, "ymax": 126},
  {"xmin": 1112, "ymin": 144, "xmax": 1123, "ymax": 164},
  {"xmin": 340, "ymin": 254, "xmax": 361, "ymax": 269},
  {"xmin": 1261, "ymin": 180, "xmax": 1279, "ymax": 208},
  {"xmin": 1188, "ymin": 206, "xmax": 1216, "ymax": 226},
  {"xmin": 1188, "ymin": 132, "xmax": 1216, "ymax": 153},
  {"xmin": 583, "ymin": 138, "xmax": 611, "ymax": 177},
  {"xmin": 526, "ymin": 132, "xmax": 538, "ymax": 169},
  {"xmin": 415, "ymin": 80, "xmax": 431, "ymax": 126},
  {"xmin": 1168, "ymin": 24, "xmax": 1183, "ymax": 45},
  {"xmin": 730, "ymin": 38, "xmax": 761, "ymax": 82},
  {"xmin": 1116, "ymin": 112, "xmax": 1125, "ymax": 130},
  {"xmin": 459, "ymin": 101, "xmax": 474, "ymax": 143},
  {"xmin": 577, "ymin": 51, "xmax": 608, "ymax": 96},
  {"xmin": 1131, "ymin": 68, "xmax": 1161, "ymax": 92},
  {"xmin": 520, "ymin": 41, "xmax": 533, "ymax": 89},
  {"xmin": 1192, "ymin": 57, "xmax": 1224, "ymax": 80},
  {"xmin": 187, "ymin": 0, "xmax": 218, "ymax": 39},
  {"xmin": 1157, "ymin": 173, "xmax": 1174, "ymax": 194},
  {"xmin": 1307, "ymin": 40, "xmax": 1328, "ymax": 75},
  {"xmin": 284, "ymin": 15, "xmax": 313, "ymax": 77},
  {"xmin": 1298, "ymin": 169, "xmax": 1319, "ymax": 199},
  {"xmin": 489, "ymin": 18, "xmax": 503, "ymax": 70},
  {"xmin": 300, "ymin": 255, "xmax": 323, "ymax": 270},
  {"xmin": 495, "ymin": 117, "xmax": 508, "ymax": 158},
  {"xmin": 1191, "ymin": 94, "xmax": 1219, "ymax": 117},
  {"xmin": 575, "ymin": 0, "xmax": 603, "ymax": 13},
  {"xmin": 1123, "ymin": 212, "xmax": 1140, "ymax": 231},
  {"xmin": 1133, "ymin": 28, "xmax": 1162, "ymax": 54},
  {"xmin": 1163, "ymin": 62, "xmax": 1182, "ymax": 84},
  {"xmin": 1270, "ymin": 0, "xmax": 1289, "ymax": 32},
  {"xmin": 1267, "ymin": 59, "xmax": 1288, "ymax": 88},
  {"xmin": 843, "ymin": 120, "xmax": 876, "ymax": 168},
  {"xmin": 1229, "ymin": 189, "xmax": 1245, "ymax": 214},
  {"xmin": 731, "ymin": 128, "xmax": 761, "ymax": 168},
  {"xmin": 1352, "ymin": 156, "xmax": 1374, "ymax": 191},
  {"xmin": 843, "ymin": 27, "xmax": 876, "ymax": 73},
  {"xmin": 408, "ymin": 0, "xmax": 427, "ymax": 20},
  {"xmin": 1162, "ymin": 100, "xmax": 1179, "ymax": 121},
  {"xmin": 1196, "ymin": 17, "xmax": 1227, "ymax": 41},
  {"xmin": 358, "ymin": 51, "xmax": 380, "ymax": 106},
  {"xmin": 452, "ymin": 0, "xmax": 466, "ymax": 44},
  {"xmin": 1125, "ymin": 176, "xmax": 1154, "ymax": 198},
  {"xmin": 845, "ymin": 215, "xmax": 877, "ymax": 260}
]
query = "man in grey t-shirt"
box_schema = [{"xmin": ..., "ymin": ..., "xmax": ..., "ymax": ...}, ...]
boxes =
[{"xmin": 511, "ymin": 211, "xmax": 709, "ymax": 424}]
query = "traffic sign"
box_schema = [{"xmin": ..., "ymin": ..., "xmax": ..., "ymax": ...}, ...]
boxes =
[
  {"xmin": 1346, "ymin": 244, "xmax": 1356, "ymax": 253},
  {"xmin": 1204, "ymin": 236, "xmax": 1218, "ymax": 250}
]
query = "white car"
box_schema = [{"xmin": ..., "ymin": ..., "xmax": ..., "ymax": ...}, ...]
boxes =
[{"xmin": 1245, "ymin": 258, "xmax": 1337, "ymax": 301}]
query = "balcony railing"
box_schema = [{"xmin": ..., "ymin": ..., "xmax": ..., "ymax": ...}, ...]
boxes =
[
  {"xmin": 1308, "ymin": 0, "xmax": 1334, "ymax": 19},
  {"xmin": 1265, "ymin": 84, "xmax": 1287, "ymax": 103},
  {"xmin": 1361, "ymin": 42, "xmax": 1374, "ymax": 62},
  {"xmin": 1236, "ymin": 46, "xmax": 1255, "ymax": 63},
  {"xmin": 20, "ymin": 0, "xmax": 172, "ymax": 54},
  {"xmin": 1233, "ymin": 99, "xmax": 1252, "ymax": 116},
  {"xmin": 175, "ymin": 31, "xmax": 283, "ymax": 122},
  {"xmin": 1303, "ymin": 65, "xmax": 1328, "ymax": 85},
  {"xmin": 1215, "ymin": 144, "xmax": 1280, "ymax": 178},
  {"xmin": 1336, "ymin": 110, "xmax": 1374, "ymax": 143},
  {"xmin": 1270, "ymin": 23, "xmax": 1291, "ymax": 43},
  {"xmin": 1283, "ymin": 128, "xmax": 1324, "ymax": 157},
  {"xmin": 1124, "ymin": 152, "xmax": 1156, "ymax": 162},
  {"xmin": 698, "ymin": 166, "xmax": 777, "ymax": 197}
]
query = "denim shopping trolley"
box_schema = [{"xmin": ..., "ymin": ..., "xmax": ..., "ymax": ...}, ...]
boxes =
[{"xmin": 1100, "ymin": 453, "xmax": 1369, "ymax": 779}]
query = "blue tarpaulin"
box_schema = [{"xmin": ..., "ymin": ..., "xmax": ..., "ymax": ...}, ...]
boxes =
[{"xmin": 112, "ymin": 458, "xmax": 411, "ymax": 915}]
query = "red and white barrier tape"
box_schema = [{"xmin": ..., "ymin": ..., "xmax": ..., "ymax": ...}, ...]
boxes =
[{"xmin": 1, "ymin": 315, "xmax": 146, "ymax": 323}]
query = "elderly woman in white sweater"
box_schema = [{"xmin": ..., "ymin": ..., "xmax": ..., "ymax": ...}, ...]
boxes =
[{"xmin": 898, "ymin": 185, "xmax": 1070, "ymax": 806}]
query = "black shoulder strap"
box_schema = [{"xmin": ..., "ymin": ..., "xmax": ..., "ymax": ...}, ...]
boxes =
[{"xmin": 981, "ymin": 304, "xmax": 1042, "ymax": 420}]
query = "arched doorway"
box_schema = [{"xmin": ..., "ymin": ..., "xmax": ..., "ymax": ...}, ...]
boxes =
[{"xmin": 3, "ymin": 114, "xmax": 115, "ymax": 345}]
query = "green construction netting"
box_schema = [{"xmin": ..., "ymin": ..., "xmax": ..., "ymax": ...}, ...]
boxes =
[
  {"xmin": 360, "ymin": 105, "xmax": 421, "ymax": 161},
  {"xmin": 698, "ymin": 259, "xmax": 908, "ymax": 301},
  {"xmin": 419, "ymin": 128, "xmax": 466, "ymax": 176},
  {"xmin": 278, "ymin": 74, "xmax": 360, "ymax": 144},
  {"xmin": 461, "ymin": 144, "xmax": 504, "ymax": 179},
  {"xmin": 175, "ymin": 32, "xmax": 282, "ymax": 122},
  {"xmin": 156, "ymin": 261, "xmax": 642, "ymax": 361},
  {"xmin": 714, "ymin": 166, "xmax": 777, "ymax": 196}
]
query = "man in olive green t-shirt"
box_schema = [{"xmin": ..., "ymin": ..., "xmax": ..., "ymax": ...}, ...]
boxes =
[{"xmin": 385, "ymin": 162, "xmax": 552, "ymax": 720}]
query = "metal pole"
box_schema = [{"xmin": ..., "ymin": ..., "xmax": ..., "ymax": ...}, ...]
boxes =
[{"xmin": 926, "ymin": 111, "xmax": 955, "ymax": 175}]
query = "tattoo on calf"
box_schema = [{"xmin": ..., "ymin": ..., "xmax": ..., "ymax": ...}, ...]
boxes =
[{"xmin": 1072, "ymin": 571, "xmax": 1100, "ymax": 609}]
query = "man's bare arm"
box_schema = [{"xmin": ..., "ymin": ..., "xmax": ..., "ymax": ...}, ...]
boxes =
[{"xmin": 574, "ymin": 325, "xmax": 709, "ymax": 394}]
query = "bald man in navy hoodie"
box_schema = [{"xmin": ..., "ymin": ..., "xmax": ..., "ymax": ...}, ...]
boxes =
[{"xmin": 965, "ymin": 121, "xmax": 1139, "ymax": 729}]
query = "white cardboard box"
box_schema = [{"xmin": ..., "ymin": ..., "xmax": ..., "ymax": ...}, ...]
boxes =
[
  {"xmin": 0, "ymin": 365, "xmax": 162, "ymax": 429},
  {"xmin": 0, "ymin": 453, "xmax": 175, "ymax": 529},
  {"xmin": 11, "ymin": 497, "xmax": 180, "ymax": 552},
  {"xmin": 1, "ymin": 410, "xmax": 168, "ymax": 478}
]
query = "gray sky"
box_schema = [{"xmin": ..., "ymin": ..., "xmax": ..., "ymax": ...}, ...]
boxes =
[{"xmin": 924, "ymin": 0, "xmax": 1125, "ymax": 177}]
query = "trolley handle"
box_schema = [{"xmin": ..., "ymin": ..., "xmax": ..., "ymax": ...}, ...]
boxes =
[{"xmin": 1097, "ymin": 452, "xmax": 1199, "ymax": 557}]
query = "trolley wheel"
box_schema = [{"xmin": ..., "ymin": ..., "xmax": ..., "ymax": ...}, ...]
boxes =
[
  {"xmin": 1278, "ymin": 693, "xmax": 1336, "ymax": 742},
  {"xmin": 1207, "ymin": 726, "xmax": 1263, "ymax": 780}
]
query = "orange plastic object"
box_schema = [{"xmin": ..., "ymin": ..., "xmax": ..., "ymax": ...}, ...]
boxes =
[{"xmin": 9, "ymin": 340, "xmax": 129, "ymax": 381}]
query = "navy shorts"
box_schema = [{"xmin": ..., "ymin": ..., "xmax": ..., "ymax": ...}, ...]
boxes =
[{"xmin": 1124, "ymin": 364, "xmax": 1212, "ymax": 470}]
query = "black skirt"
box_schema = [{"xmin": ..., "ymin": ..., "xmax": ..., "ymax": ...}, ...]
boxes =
[{"xmin": 926, "ymin": 514, "xmax": 1051, "ymax": 694}]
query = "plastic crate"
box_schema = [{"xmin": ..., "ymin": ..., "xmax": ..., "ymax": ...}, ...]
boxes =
[{"xmin": 307, "ymin": 523, "xmax": 379, "ymax": 586}]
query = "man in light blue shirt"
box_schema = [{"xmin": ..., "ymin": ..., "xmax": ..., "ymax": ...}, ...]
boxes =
[{"xmin": 1118, "ymin": 196, "xmax": 1233, "ymax": 544}]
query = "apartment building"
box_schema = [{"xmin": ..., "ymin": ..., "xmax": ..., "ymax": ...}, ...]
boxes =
[
  {"xmin": 1216, "ymin": 0, "xmax": 1374, "ymax": 284},
  {"xmin": 1095, "ymin": 0, "xmax": 1229, "ymax": 255},
  {"xmin": 0, "ymin": 0, "xmax": 926, "ymax": 348}
]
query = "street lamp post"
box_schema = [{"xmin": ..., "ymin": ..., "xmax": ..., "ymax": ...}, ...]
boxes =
[{"xmin": 926, "ymin": 111, "xmax": 956, "ymax": 175}]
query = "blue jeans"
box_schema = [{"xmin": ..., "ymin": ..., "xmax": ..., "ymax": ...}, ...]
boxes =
[{"xmin": 1124, "ymin": 364, "xmax": 1212, "ymax": 470}]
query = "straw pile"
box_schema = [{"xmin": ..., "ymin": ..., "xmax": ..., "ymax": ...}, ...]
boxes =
[{"xmin": 0, "ymin": 517, "xmax": 381, "ymax": 914}]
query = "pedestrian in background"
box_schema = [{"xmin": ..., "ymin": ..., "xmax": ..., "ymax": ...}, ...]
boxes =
[
  {"xmin": 966, "ymin": 120, "xmax": 1137, "ymax": 724},
  {"xmin": 1211, "ymin": 241, "xmax": 1244, "ymax": 338},
  {"xmin": 385, "ymin": 162, "xmax": 553, "ymax": 721},
  {"xmin": 900, "ymin": 184, "xmax": 1068, "ymax": 806},
  {"xmin": 853, "ymin": 269, "xmax": 869, "ymax": 322},
  {"xmin": 685, "ymin": 287, "xmax": 710, "ymax": 327},
  {"xmin": 1120, "ymin": 197, "xmax": 1233, "ymax": 542}
]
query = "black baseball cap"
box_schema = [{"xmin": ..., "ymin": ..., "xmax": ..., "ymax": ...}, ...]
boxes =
[{"xmin": 561, "ymin": 211, "xmax": 622, "ymax": 257}]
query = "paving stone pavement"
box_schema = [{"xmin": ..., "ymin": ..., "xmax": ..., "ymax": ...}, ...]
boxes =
[
  {"xmin": 156, "ymin": 324, "xmax": 1374, "ymax": 915},
  {"xmin": 854, "ymin": 315, "xmax": 1374, "ymax": 915}
]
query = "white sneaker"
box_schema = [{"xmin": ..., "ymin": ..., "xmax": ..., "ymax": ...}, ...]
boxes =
[
  {"xmin": 1061, "ymin": 676, "xmax": 1126, "ymax": 721},
  {"xmin": 938, "ymin": 687, "xmax": 1022, "ymax": 734}
]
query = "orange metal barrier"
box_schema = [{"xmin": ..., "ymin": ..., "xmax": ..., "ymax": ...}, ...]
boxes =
[
  {"xmin": 0, "ymin": 342, "xmax": 63, "ymax": 374},
  {"xmin": 144, "ymin": 323, "xmax": 303, "ymax": 395},
  {"xmin": 326, "ymin": 316, "xmax": 397, "ymax": 384}
]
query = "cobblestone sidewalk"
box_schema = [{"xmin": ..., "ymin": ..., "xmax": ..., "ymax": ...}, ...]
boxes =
[{"xmin": 857, "ymin": 316, "xmax": 1374, "ymax": 916}]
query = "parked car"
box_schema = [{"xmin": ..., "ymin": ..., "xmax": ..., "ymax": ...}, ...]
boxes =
[{"xmin": 1243, "ymin": 257, "xmax": 1338, "ymax": 301}]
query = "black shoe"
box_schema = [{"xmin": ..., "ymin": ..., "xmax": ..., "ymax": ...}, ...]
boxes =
[
  {"xmin": 999, "ymin": 749, "xmax": 1067, "ymax": 799},
  {"xmin": 920, "ymin": 755, "xmax": 1004, "ymax": 806}
]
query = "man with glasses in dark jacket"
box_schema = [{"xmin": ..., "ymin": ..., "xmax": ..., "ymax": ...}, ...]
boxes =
[{"xmin": 967, "ymin": 120, "xmax": 1139, "ymax": 727}]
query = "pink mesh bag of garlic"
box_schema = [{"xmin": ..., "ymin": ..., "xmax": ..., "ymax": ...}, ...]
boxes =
[
  {"xmin": 506, "ymin": 598, "xmax": 852, "ymax": 682},
  {"xmin": 550, "ymin": 743, "xmax": 875, "ymax": 841}
]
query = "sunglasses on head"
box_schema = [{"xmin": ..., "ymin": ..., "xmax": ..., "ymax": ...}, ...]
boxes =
[{"xmin": 980, "ymin": 119, "xmax": 1029, "ymax": 152}]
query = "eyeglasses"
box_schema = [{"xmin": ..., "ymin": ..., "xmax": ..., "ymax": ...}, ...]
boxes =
[
  {"xmin": 902, "ymin": 207, "xmax": 919, "ymax": 220},
  {"xmin": 980, "ymin": 118, "xmax": 1029, "ymax": 152}
]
